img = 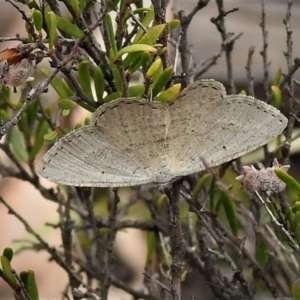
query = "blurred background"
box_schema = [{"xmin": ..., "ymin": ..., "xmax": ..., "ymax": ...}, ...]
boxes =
[{"xmin": 0, "ymin": 0, "xmax": 299, "ymax": 299}]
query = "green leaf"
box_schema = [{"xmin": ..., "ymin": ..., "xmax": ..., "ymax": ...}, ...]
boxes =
[
  {"xmin": 115, "ymin": 44, "xmax": 157, "ymax": 59},
  {"xmin": 209, "ymin": 177, "xmax": 216, "ymax": 212},
  {"xmin": 294, "ymin": 211, "xmax": 300, "ymax": 246},
  {"xmin": 2, "ymin": 248, "xmax": 13, "ymax": 263},
  {"xmin": 141, "ymin": 51, "xmax": 152, "ymax": 74},
  {"xmin": 133, "ymin": 5, "xmax": 154, "ymax": 43},
  {"xmin": 78, "ymin": 60, "xmax": 94, "ymax": 100},
  {"xmin": 270, "ymin": 85, "xmax": 282, "ymax": 109},
  {"xmin": 105, "ymin": 13, "xmax": 118, "ymax": 58},
  {"xmin": 61, "ymin": 78, "xmax": 75, "ymax": 97},
  {"xmin": 61, "ymin": 109, "xmax": 71, "ymax": 117},
  {"xmin": 292, "ymin": 279, "xmax": 300, "ymax": 300},
  {"xmin": 273, "ymin": 67, "xmax": 282, "ymax": 86},
  {"xmin": 45, "ymin": 10, "xmax": 57, "ymax": 51},
  {"xmin": 56, "ymin": 15, "xmax": 84, "ymax": 38},
  {"xmin": 168, "ymin": 19, "xmax": 180, "ymax": 30},
  {"xmin": 58, "ymin": 98, "xmax": 77, "ymax": 110},
  {"xmin": 105, "ymin": 91, "xmax": 122, "ymax": 102},
  {"xmin": 60, "ymin": 127, "xmax": 73, "ymax": 134},
  {"xmin": 70, "ymin": 0, "xmax": 80, "ymax": 17},
  {"xmin": 111, "ymin": 63, "xmax": 122, "ymax": 93},
  {"xmin": 220, "ymin": 190, "xmax": 238, "ymax": 237},
  {"xmin": 24, "ymin": 270, "xmax": 39, "ymax": 300},
  {"xmin": 44, "ymin": 130, "xmax": 58, "ymax": 142},
  {"xmin": 8, "ymin": 127, "xmax": 28, "ymax": 162},
  {"xmin": 28, "ymin": 0, "xmax": 40, "ymax": 10},
  {"xmin": 128, "ymin": 85, "xmax": 145, "ymax": 98},
  {"xmin": 256, "ymin": 240, "xmax": 268, "ymax": 267},
  {"xmin": 1, "ymin": 256, "xmax": 17, "ymax": 287},
  {"xmin": 146, "ymin": 231, "xmax": 156, "ymax": 263},
  {"xmin": 79, "ymin": 0, "xmax": 86, "ymax": 11},
  {"xmin": 152, "ymin": 66, "xmax": 173, "ymax": 97},
  {"xmin": 155, "ymin": 83, "xmax": 181, "ymax": 102},
  {"xmin": 29, "ymin": 120, "xmax": 49, "ymax": 161},
  {"xmin": 275, "ymin": 169, "xmax": 300, "ymax": 198},
  {"xmin": 138, "ymin": 24, "xmax": 166, "ymax": 45},
  {"xmin": 18, "ymin": 112, "xmax": 31, "ymax": 142},
  {"xmin": 41, "ymin": 68, "xmax": 67, "ymax": 98},
  {"xmin": 123, "ymin": 23, "xmax": 165, "ymax": 68},
  {"xmin": 191, "ymin": 174, "xmax": 211, "ymax": 204},
  {"xmin": 146, "ymin": 58, "xmax": 162, "ymax": 78},
  {"xmin": 94, "ymin": 66, "xmax": 105, "ymax": 102},
  {"xmin": 33, "ymin": 9, "xmax": 43, "ymax": 32}
]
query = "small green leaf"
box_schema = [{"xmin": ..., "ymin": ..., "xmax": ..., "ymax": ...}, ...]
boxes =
[
  {"xmin": 8, "ymin": 127, "xmax": 28, "ymax": 162},
  {"xmin": 44, "ymin": 130, "xmax": 58, "ymax": 142},
  {"xmin": 78, "ymin": 60, "xmax": 94, "ymax": 100},
  {"xmin": 146, "ymin": 58, "xmax": 162, "ymax": 78},
  {"xmin": 24, "ymin": 270, "xmax": 39, "ymax": 300},
  {"xmin": 191, "ymin": 174, "xmax": 212, "ymax": 204},
  {"xmin": 29, "ymin": 120, "xmax": 49, "ymax": 161},
  {"xmin": 155, "ymin": 83, "xmax": 181, "ymax": 102},
  {"xmin": 137, "ymin": 24, "xmax": 166, "ymax": 45},
  {"xmin": 105, "ymin": 13, "xmax": 118, "ymax": 58},
  {"xmin": 58, "ymin": 98, "xmax": 77, "ymax": 110},
  {"xmin": 256, "ymin": 240, "xmax": 268, "ymax": 267},
  {"xmin": 152, "ymin": 66, "xmax": 173, "ymax": 97},
  {"xmin": 45, "ymin": 10, "xmax": 57, "ymax": 51},
  {"xmin": 33, "ymin": 9, "xmax": 43, "ymax": 32},
  {"xmin": 56, "ymin": 16, "xmax": 84, "ymax": 38},
  {"xmin": 1, "ymin": 256, "xmax": 17, "ymax": 287},
  {"xmin": 41, "ymin": 68, "xmax": 67, "ymax": 98},
  {"xmin": 168, "ymin": 19, "xmax": 180, "ymax": 30},
  {"xmin": 128, "ymin": 85, "xmax": 145, "ymax": 98},
  {"xmin": 70, "ymin": 0, "xmax": 80, "ymax": 17},
  {"xmin": 209, "ymin": 177, "xmax": 216, "ymax": 212},
  {"xmin": 275, "ymin": 169, "xmax": 300, "ymax": 198},
  {"xmin": 273, "ymin": 67, "xmax": 282, "ymax": 86},
  {"xmin": 111, "ymin": 63, "xmax": 122, "ymax": 93},
  {"xmin": 2, "ymin": 248, "xmax": 13, "ymax": 263},
  {"xmin": 292, "ymin": 279, "xmax": 300, "ymax": 300},
  {"xmin": 123, "ymin": 24, "xmax": 164, "ymax": 68},
  {"xmin": 141, "ymin": 51, "xmax": 152, "ymax": 74},
  {"xmin": 146, "ymin": 231, "xmax": 156, "ymax": 263},
  {"xmin": 28, "ymin": 0, "xmax": 40, "ymax": 10},
  {"xmin": 270, "ymin": 85, "xmax": 282, "ymax": 109},
  {"xmin": 60, "ymin": 127, "xmax": 73, "ymax": 134},
  {"xmin": 220, "ymin": 190, "xmax": 238, "ymax": 237},
  {"xmin": 94, "ymin": 66, "xmax": 105, "ymax": 102},
  {"xmin": 105, "ymin": 91, "xmax": 122, "ymax": 102},
  {"xmin": 115, "ymin": 44, "xmax": 157, "ymax": 59},
  {"xmin": 133, "ymin": 5, "xmax": 154, "ymax": 43},
  {"xmin": 61, "ymin": 109, "xmax": 71, "ymax": 117},
  {"xmin": 61, "ymin": 79, "xmax": 75, "ymax": 97},
  {"xmin": 79, "ymin": 0, "xmax": 86, "ymax": 10},
  {"xmin": 294, "ymin": 211, "xmax": 300, "ymax": 246},
  {"xmin": 18, "ymin": 112, "xmax": 31, "ymax": 142}
]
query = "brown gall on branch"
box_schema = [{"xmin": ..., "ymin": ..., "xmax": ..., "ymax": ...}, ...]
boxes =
[{"xmin": 236, "ymin": 158, "xmax": 290, "ymax": 197}]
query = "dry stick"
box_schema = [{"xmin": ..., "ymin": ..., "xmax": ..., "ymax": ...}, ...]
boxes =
[
  {"xmin": 246, "ymin": 46, "xmax": 255, "ymax": 97},
  {"xmin": 193, "ymin": 33, "xmax": 242, "ymax": 81},
  {"xmin": 176, "ymin": 0, "xmax": 210, "ymax": 82},
  {"xmin": 260, "ymin": 0, "xmax": 270, "ymax": 99},
  {"xmin": 164, "ymin": 183, "xmax": 185, "ymax": 300},
  {"xmin": 151, "ymin": 0, "xmax": 169, "ymax": 69},
  {"xmin": 211, "ymin": 1, "xmax": 239, "ymax": 94},
  {"xmin": 100, "ymin": 188, "xmax": 120, "ymax": 300}
]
